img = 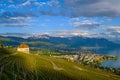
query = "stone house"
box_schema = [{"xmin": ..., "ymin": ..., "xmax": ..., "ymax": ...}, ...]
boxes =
[{"xmin": 17, "ymin": 43, "xmax": 30, "ymax": 54}]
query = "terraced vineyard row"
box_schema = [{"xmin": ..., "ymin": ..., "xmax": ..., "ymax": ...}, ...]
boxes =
[
  {"xmin": 0, "ymin": 50, "xmax": 120, "ymax": 80},
  {"xmin": 0, "ymin": 53, "xmax": 80, "ymax": 80}
]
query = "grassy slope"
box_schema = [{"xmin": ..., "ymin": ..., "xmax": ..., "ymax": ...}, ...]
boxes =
[{"xmin": 0, "ymin": 50, "xmax": 120, "ymax": 80}]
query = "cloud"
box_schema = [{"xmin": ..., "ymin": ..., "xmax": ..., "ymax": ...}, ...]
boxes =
[
  {"xmin": 0, "ymin": 0, "xmax": 25, "ymax": 2},
  {"xmin": 1, "ymin": 0, "xmax": 120, "ymax": 18},
  {"xmin": 34, "ymin": 2, "xmax": 46, "ymax": 6},
  {"xmin": 72, "ymin": 20, "xmax": 101, "ymax": 29},
  {"xmin": 34, "ymin": 0, "xmax": 60, "ymax": 7},
  {"xmin": 40, "ymin": 10, "xmax": 59, "ymax": 16},
  {"xmin": 1, "ymin": 0, "xmax": 61, "ymax": 16},
  {"xmin": 106, "ymin": 26, "xmax": 120, "ymax": 33},
  {"xmin": 63, "ymin": 0, "xmax": 120, "ymax": 17},
  {"xmin": 0, "ymin": 11, "xmax": 37, "ymax": 18},
  {"xmin": 97, "ymin": 26, "xmax": 120, "ymax": 42},
  {"xmin": 105, "ymin": 26, "xmax": 120, "ymax": 39},
  {"xmin": 47, "ymin": 0, "xmax": 60, "ymax": 7},
  {"xmin": 0, "ymin": 11, "xmax": 35, "ymax": 27},
  {"xmin": 18, "ymin": 0, "xmax": 31, "ymax": 7},
  {"xmin": 37, "ymin": 30, "xmax": 103, "ymax": 38},
  {"xmin": 7, "ymin": 0, "xmax": 31, "ymax": 8},
  {"xmin": 32, "ymin": 0, "xmax": 120, "ymax": 18},
  {"xmin": 0, "ymin": 23, "xmax": 29, "ymax": 27},
  {"xmin": 45, "ymin": 30, "xmax": 90, "ymax": 37},
  {"xmin": 38, "ymin": 0, "xmax": 65, "ymax": 16},
  {"xmin": 47, "ymin": 25, "xmax": 120, "ymax": 42},
  {"xmin": 0, "ymin": 17, "xmax": 31, "ymax": 27},
  {"xmin": 40, "ymin": 10, "xmax": 67, "ymax": 16},
  {"xmin": 8, "ymin": 0, "xmax": 60, "ymax": 8}
]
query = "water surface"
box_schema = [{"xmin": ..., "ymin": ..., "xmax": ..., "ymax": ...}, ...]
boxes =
[{"xmin": 92, "ymin": 48, "xmax": 120, "ymax": 68}]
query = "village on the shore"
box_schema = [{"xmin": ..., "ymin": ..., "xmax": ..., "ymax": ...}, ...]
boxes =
[{"xmin": 53, "ymin": 52, "xmax": 117, "ymax": 66}]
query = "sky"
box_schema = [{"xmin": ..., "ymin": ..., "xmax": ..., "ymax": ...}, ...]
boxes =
[{"xmin": 0, "ymin": 0, "xmax": 120, "ymax": 41}]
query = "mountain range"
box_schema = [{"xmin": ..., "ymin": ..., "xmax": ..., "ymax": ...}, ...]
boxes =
[{"xmin": 0, "ymin": 34, "xmax": 119, "ymax": 51}]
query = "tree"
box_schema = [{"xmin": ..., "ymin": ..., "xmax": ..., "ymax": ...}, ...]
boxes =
[{"xmin": 0, "ymin": 42, "xmax": 3, "ymax": 48}]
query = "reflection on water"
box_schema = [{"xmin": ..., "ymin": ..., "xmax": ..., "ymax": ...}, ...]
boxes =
[
  {"xmin": 100, "ymin": 49, "xmax": 120, "ymax": 68},
  {"xmin": 93, "ymin": 48, "xmax": 120, "ymax": 68}
]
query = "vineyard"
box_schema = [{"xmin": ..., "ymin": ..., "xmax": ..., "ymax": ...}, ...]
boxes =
[{"xmin": 0, "ymin": 49, "xmax": 120, "ymax": 80}]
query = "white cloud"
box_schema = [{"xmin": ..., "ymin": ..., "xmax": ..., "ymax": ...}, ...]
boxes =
[
  {"xmin": 9, "ymin": 17, "xmax": 32, "ymax": 21},
  {"xmin": 0, "ymin": 23, "xmax": 29, "ymax": 27},
  {"xmin": 42, "ymin": 30, "xmax": 90, "ymax": 37},
  {"xmin": 106, "ymin": 26, "xmax": 120, "ymax": 33},
  {"xmin": 19, "ymin": 0, "xmax": 31, "ymax": 7},
  {"xmin": 47, "ymin": 0, "xmax": 60, "ymax": 7},
  {"xmin": 34, "ymin": 2, "xmax": 46, "ymax": 6},
  {"xmin": 72, "ymin": 20, "xmax": 101, "ymax": 29},
  {"xmin": 34, "ymin": 0, "xmax": 60, "ymax": 7},
  {"xmin": 71, "ymin": 18, "xmax": 80, "ymax": 21},
  {"xmin": 97, "ymin": 26, "xmax": 120, "ymax": 42}
]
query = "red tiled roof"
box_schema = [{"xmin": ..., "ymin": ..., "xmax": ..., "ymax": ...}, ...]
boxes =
[{"xmin": 18, "ymin": 43, "xmax": 29, "ymax": 48}]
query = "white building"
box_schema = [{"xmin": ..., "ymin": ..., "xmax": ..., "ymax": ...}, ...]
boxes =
[{"xmin": 17, "ymin": 43, "xmax": 30, "ymax": 54}]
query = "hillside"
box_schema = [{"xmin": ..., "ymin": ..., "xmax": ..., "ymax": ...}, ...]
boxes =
[
  {"xmin": 0, "ymin": 35, "xmax": 120, "ymax": 51},
  {"xmin": 0, "ymin": 49, "xmax": 120, "ymax": 80}
]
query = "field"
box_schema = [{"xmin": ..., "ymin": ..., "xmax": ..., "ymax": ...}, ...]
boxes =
[{"xmin": 0, "ymin": 49, "xmax": 120, "ymax": 80}]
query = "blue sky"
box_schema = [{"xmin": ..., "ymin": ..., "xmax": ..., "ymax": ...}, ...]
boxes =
[{"xmin": 0, "ymin": 0, "xmax": 120, "ymax": 41}]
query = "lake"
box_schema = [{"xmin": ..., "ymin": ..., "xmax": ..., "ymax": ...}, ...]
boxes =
[{"xmin": 93, "ymin": 48, "xmax": 120, "ymax": 68}]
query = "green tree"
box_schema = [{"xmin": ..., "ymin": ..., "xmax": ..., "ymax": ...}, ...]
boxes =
[{"xmin": 0, "ymin": 42, "xmax": 3, "ymax": 48}]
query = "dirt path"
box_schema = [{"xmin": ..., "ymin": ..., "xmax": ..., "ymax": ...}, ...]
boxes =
[
  {"xmin": 38, "ymin": 56, "xmax": 63, "ymax": 71},
  {"xmin": 74, "ymin": 65, "xmax": 83, "ymax": 71},
  {"xmin": 50, "ymin": 61, "xmax": 63, "ymax": 71}
]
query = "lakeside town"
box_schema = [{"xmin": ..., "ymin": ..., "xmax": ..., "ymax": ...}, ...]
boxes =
[{"xmin": 53, "ymin": 52, "xmax": 117, "ymax": 65}]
